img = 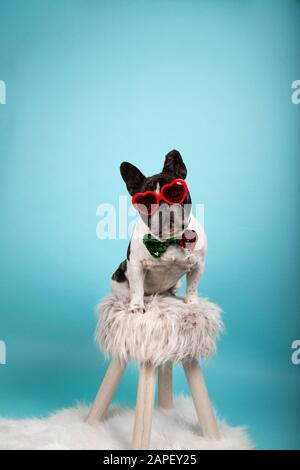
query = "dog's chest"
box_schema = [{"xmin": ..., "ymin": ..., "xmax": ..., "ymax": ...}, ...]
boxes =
[{"xmin": 141, "ymin": 245, "xmax": 199, "ymax": 293}]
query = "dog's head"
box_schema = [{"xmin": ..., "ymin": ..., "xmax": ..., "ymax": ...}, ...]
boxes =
[{"xmin": 120, "ymin": 150, "xmax": 192, "ymax": 240}]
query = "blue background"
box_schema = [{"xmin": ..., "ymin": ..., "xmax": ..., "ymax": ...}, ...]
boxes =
[{"xmin": 0, "ymin": 0, "xmax": 299, "ymax": 450}]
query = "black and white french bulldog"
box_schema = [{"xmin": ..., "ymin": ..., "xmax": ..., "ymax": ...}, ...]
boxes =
[{"xmin": 111, "ymin": 150, "xmax": 207, "ymax": 314}]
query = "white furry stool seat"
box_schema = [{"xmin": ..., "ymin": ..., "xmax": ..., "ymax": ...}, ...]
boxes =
[
  {"xmin": 87, "ymin": 294, "xmax": 224, "ymax": 450},
  {"xmin": 96, "ymin": 295, "xmax": 223, "ymax": 366}
]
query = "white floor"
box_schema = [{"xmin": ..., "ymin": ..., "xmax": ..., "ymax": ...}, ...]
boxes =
[{"xmin": 0, "ymin": 396, "xmax": 253, "ymax": 450}]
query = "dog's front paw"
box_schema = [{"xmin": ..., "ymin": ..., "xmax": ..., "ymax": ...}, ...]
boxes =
[
  {"xmin": 184, "ymin": 294, "xmax": 199, "ymax": 304},
  {"xmin": 129, "ymin": 302, "xmax": 146, "ymax": 314}
]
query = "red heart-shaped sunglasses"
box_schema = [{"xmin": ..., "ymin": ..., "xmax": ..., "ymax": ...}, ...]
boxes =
[{"xmin": 132, "ymin": 179, "xmax": 188, "ymax": 216}]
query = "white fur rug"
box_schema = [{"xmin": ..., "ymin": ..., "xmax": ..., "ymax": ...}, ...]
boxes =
[{"xmin": 0, "ymin": 397, "xmax": 252, "ymax": 450}]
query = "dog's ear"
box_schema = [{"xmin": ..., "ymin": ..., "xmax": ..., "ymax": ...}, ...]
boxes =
[
  {"xmin": 120, "ymin": 162, "xmax": 146, "ymax": 195},
  {"xmin": 162, "ymin": 149, "xmax": 187, "ymax": 180}
]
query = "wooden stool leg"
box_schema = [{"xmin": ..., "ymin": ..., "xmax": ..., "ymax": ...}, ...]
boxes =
[
  {"xmin": 183, "ymin": 359, "xmax": 219, "ymax": 439},
  {"xmin": 86, "ymin": 358, "xmax": 126, "ymax": 425},
  {"xmin": 158, "ymin": 362, "xmax": 174, "ymax": 410},
  {"xmin": 132, "ymin": 362, "xmax": 156, "ymax": 450}
]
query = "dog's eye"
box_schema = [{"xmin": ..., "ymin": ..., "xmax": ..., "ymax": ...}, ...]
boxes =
[
  {"xmin": 162, "ymin": 181, "xmax": 186, "ymax": 203},
  {"xmin": 133, "ymin": 192, "xmax": 159, "ymax": 215}
]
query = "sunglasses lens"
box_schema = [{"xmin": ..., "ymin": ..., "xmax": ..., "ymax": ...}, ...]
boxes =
[
  {"xmin": 162, "ymin": 181, "xmax": 186, "ymax": 203},
  {"xmin": 134, "ymin": 193, "xmax": 158, "ymax": 215}
]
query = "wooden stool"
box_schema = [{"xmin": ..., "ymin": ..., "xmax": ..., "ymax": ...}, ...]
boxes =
[{"xmin": 87, "ymin": 294, "xmax": 222, "ymax": 450}]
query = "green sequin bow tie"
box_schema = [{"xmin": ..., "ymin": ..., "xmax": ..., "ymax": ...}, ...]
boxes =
[{"xmin": 143, "ymin": 230, "xmax": 198, "ymax": 258}]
